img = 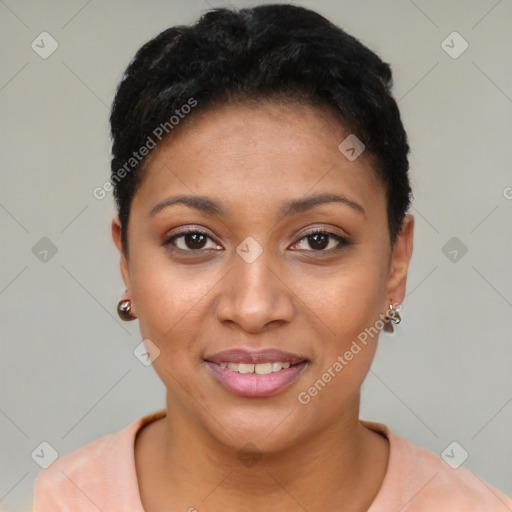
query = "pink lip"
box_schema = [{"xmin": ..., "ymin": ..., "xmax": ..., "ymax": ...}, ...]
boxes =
[
  {"xmin": 205, "ymin": 363, "xmax": 308, "ymax": 398},
  {"xmin": 204, "ymin": 348, "xmax": 309, "ymax": 397}
]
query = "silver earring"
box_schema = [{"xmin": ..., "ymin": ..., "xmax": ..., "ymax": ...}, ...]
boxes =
[
  {"xmin": 387, "ymin": 303, "xmax": 402, "ymax": 324},
  {"xmin": 383, "ymin": 303, "xmax": 402, "ymax": 333}
]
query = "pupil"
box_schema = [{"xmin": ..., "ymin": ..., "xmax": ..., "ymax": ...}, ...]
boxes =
[
  {"xmin": 309, "ymin": 233, "xmax": 328, "ymax": 250},
  {"xmin": 186, "ymin": 233, "xmax": 206, "ymax": 249}
]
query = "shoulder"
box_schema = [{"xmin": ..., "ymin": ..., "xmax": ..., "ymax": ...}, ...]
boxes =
[
  {"xmin": 405, "ymin": 440, "xmax": 512, "ymax": 511},
  {"xmin": 32, "ymin": 409, "xmax": 166, "ymax": 511},
  {"xmin": 362, "ymin": 420, "xmax": 512, "ymax": 511}
]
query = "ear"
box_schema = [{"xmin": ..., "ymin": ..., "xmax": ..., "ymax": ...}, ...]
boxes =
[
  {"xmin": 385, "ymin": 213, "xmax": 414, "ymax": 308},
  {"xmin": 111, "ymin": 214, "xmax": 131, "ymax": 295}
]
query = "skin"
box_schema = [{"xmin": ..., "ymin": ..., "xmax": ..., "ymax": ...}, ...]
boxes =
[{"xmin": 111, "ymin": 100, "xmax": 414, "ymax": 512}]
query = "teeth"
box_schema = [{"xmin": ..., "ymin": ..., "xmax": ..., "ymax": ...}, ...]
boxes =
[
  {"xmin": 271, "ymin": 362, "xmax": 282, "ymax": 372},
  {"xmin": 218, "ymin": 361, "xmax": 295, "ymax": 373},
  {"xmin": 238, "ymin": 363, "xmax": 254, "ymax": 374},
  {"xmin": 255, "ymin": 362, "xmax": 272, "ymax": 374}
]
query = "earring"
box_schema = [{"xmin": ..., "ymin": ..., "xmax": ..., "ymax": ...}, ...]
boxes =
[
  {"xmin": 117, "ymin": 295, "xmax": 136, "ymax": 321},
  {"xmin": 382, "ymin": 302, "xmax": 402, "ymax": 333},
  {"xmin": 387, "ymin": 303, "xmax": 402, "ymax": 324}
]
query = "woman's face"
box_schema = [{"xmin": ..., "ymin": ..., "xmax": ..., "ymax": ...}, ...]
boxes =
[{"xmin": 112, "ymin": 100, "xmax": 413, "ymax": 452}]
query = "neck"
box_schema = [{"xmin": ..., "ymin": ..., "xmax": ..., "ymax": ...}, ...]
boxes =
[{"xmin": 147, "ymin": 391, "xmax": 388, "ymax": 511}]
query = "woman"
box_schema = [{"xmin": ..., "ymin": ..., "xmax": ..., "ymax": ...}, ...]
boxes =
[{"xmin": 32, "ymin": 4, "xmax": 512, "ymax": 511}]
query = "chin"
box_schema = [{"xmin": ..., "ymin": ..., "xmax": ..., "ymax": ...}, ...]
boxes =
[{"xmin": 199, "ymin": 398, "xmax": 313, "ymax": 454}]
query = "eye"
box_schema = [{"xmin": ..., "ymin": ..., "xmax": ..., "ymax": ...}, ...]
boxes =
[
  {"xmin": 162, "ymin": 228, "xmax": 222, "ymax": 252},
  {"xmin": 291, "ymin": 229, "xmax": 350, "ymax": 253},
  {"xmin": 162, "ymin": 227, "xmax": 350, "ymax": 254}
]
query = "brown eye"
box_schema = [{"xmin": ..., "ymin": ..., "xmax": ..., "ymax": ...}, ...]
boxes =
[
  {"xmin": 181, "ymin": 232, "xmax": 208, "ymax": 250},
  {"xmin": 293, "ymin": 229, "xmax": 349, "ymax": 252},
  {"xmin": 307, "ymin": 232, "xmax": 329, "ymax": 250},
  {"xmin": 163, "ymin": 229, "xmax": 222, "ymax": 252}
]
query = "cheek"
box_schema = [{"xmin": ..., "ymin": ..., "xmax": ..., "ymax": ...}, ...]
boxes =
[
  {"xmin": 291, "ymin": 252, "xmax": 387, "ymax": 405},
  {"xmin": 128, "ymin": 249, "xmax": 218, "ymax": 360},
  {"xmin": 295, "ymin": 271, "xmax": 383, "ymax": 421},
  {"xmin": 129, "ymin": 257, "xmax": 215, "ymax": 404},
  {"xmin": 294, "ymin": 252, "xmax": 387, "ymax": 344}
]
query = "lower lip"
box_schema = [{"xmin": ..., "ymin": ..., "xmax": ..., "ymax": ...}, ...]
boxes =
[{"xmin": 205, "ymin": 361, "xmax": 308, "ymax": 397}]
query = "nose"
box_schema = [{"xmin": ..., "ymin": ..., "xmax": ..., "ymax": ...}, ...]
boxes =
[{"xmin": 214, "ymin": 250, "xmax": 295, "ymax": 334}]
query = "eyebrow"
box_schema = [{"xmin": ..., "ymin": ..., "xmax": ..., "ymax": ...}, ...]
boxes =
[{"xmin": 149, "ymin": 192, "xmax": 366, "ymax": 218}]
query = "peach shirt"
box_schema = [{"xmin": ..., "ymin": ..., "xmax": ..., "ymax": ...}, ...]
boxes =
[{"xmin": 32, "ymin": 408, "xmax": 512, "ymax": 511}]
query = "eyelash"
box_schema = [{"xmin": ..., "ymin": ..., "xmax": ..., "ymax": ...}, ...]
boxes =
[{"xmin": 161, "ymin": 227, "xmax": 350, "ymax": 254}]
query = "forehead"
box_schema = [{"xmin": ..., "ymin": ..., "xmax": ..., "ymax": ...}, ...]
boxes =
[{"xmin": 132, "ymin": 100, "xmax": 385, "ymax": 217}]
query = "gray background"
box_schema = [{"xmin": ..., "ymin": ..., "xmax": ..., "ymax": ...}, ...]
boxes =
[{"xmin": 1, "ymin": 0, "xmax": 511, "ymax": 510}]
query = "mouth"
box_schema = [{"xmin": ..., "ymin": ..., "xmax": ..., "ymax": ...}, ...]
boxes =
[
  {"xmin": 204, "ymin": 348, "xmax": 309, "ymax": 397},
  {"xmin": 215, "ymin": 360, "xmax": 298, "ymax": 373}
]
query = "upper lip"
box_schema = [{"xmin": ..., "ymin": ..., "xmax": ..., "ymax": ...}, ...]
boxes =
[{"xmin": 205, "ymin": 348, "xmax": 308, "ymax": 365}]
